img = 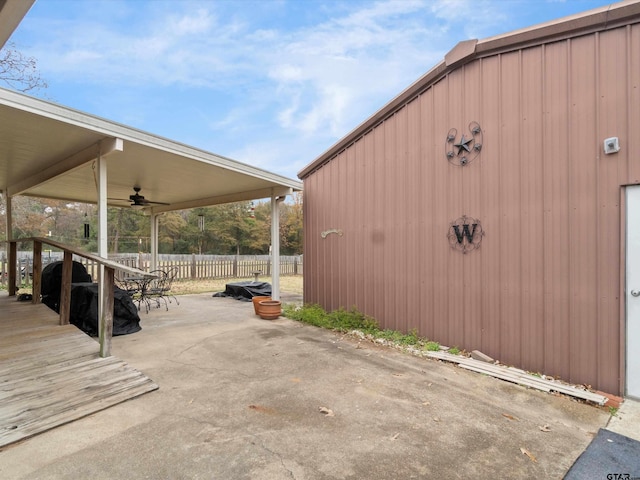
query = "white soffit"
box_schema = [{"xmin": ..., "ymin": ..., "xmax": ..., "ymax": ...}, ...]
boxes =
[
  {"xmin": 0, "ymin": 88, "xmax": 301, "ymax": 211},
  {"xmin": 0, "ymin": 0, "xmax": 34, "ymax": 48}
]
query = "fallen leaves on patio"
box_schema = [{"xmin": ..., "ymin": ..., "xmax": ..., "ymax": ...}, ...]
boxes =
[
  {"xmin": 248, "ymin": 404, "xmax": 277, "ymax": 415},
  {"xmin": 538, "ymin": 424, "xmax": 551, "ymax": 432},
  {"xmin": 319, "ymin": 406, "xmax": 334, "ymax": 417},
  {"xmin": 520, "ymin": 447, "xmax": 537, "ymax": 463},
  {"xmin": 502, "ymin": 413, "xmax": 519, "ymax": 421}
]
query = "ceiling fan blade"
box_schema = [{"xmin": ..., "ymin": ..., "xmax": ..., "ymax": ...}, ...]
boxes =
[{"xmin": 107, "ymin": 188, "xmax": 170, "ymax": 207}]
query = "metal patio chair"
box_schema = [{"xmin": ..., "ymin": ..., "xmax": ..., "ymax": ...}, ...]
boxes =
[{"xmin": 142, "ymin": 267, "xmax": 179, "ymax": 312}]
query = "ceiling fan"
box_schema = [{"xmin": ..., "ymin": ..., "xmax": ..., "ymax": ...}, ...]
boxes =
[{"xmin": 111, "ymin": 187, "xmax": 169, "ymax": 209}]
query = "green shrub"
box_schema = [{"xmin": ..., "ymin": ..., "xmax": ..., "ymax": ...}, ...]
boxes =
[
  {"xmin": 282, "ymin": 303, "xmax": 329, "ymax": 327},
  {"xmin": 377, "ymin": 329, "xmax": 405, "ymax": 342},
  {"xmin": 425, "ymin": 341, "xmax": 440, "ymax": 351}
]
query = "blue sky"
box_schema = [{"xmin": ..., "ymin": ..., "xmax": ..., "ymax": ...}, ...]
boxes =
[{"xmin": 9, "ymin": 0, "xmax": 615, "ymax": 180}]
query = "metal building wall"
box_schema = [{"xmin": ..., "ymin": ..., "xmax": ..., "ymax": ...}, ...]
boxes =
[{"xmin": 302, "ymin": 23, "xmax": 640, "ymax": 395}]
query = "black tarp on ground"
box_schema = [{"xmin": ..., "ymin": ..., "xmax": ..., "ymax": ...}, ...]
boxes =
[
  {"xmin": 212, "ymin": 281, "xmax": 272, "ymax": 301},
  {"xmin": 41, "ymin": 261, "xmax": 141, "ymax": 336},
  {"xmin": 564, "ymin": 429, "xmax": 640, "ymax": 478}
]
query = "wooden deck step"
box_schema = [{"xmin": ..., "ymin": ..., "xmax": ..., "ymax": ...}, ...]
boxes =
[{"xmin": 0, "ymin": 294, "xmax": 158, "ymax": 448}]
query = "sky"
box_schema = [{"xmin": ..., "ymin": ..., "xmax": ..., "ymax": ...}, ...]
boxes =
[{"xmin": 8, "ymin": 0, "xmax": 617, "ymax": 180}]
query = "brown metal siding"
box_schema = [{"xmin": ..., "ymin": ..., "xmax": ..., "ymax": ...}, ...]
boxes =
[
  {"xmin": 302, "ymin": 24, "xmax": 639, "ymax": 394},
  {"xmin": 520, "ymin": 46, "xmax": 545, "ymax": 374}
]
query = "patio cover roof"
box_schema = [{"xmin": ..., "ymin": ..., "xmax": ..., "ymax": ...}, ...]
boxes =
[
  {"xmin": 0, "ymin": 0, "xmax": 32, "ymax": 48},
  {"xmin": 0, "ymin": 0, "xmax": 301, "ymax": 213},
  {"xmin": 0, "ymin": 0, "xmax": 298, "ymax": 304},
  {"xmin": 0, "ymin": 88, "xmax": 302, "ymax": 213}
]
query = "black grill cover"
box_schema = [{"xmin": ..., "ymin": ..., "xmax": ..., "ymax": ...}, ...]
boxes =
[
  {"xmin": 41, "ymin": 261, "xmax": 92, "ymax": 301},
  {"xmin": 67, "ymin": 283, "xmax": 141, "ymax": 336},
  {"xmin": 40, "ymin": 261, "xmax": 141, "ymax": 336}
]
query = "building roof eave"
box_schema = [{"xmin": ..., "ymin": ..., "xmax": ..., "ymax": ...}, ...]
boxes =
[{"xmin": 297, "ymin": 0, "xmax": 640, "ymax": 180}]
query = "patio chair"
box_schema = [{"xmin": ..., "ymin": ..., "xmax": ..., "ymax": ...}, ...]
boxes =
[
  {"xmin": 162, "ymin": 266, "xmax": 180, "ymax": 307},
  {"xmin": 115, "ymin": 273, "xmax": 148, "ymax": 312},
  {"xmin": 141, "ymin": 269, "xmax": 169, "ymax": 312},
  {"xmin": 142, "ymin": 267, "xmax": 179, "ymax": 312}
]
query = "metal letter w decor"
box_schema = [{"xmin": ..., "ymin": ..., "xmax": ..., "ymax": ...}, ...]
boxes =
[
  {"xmin": 448, "ymin": 215, "xmax": 484, "ymax": 254},
  {"xmin": 453, "ymin": 223, "xmax": 477, "ymax": 244}
]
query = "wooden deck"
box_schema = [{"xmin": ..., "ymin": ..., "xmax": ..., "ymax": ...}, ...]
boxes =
[{"xmin": 0, "ymin": 294, "xmax": 158, "ymax": 448}]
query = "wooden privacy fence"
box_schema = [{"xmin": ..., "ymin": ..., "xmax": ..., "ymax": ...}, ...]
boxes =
[{"xmin": 1, "ymin": 253, "xmax": 303, "ymax": 287}]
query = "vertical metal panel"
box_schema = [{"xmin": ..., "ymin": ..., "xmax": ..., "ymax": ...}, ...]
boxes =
[
  {"xmin": 445, "ymin": 68, "xmax": 465, "ymax": 348},
  {"xmin": 499, "ymin": 51, "xmax": 523, "ymax": 367},
  {"xmin": 362, "ymin": 132, "xmax": 376, "ymax": 316},
  {"xmin": 431, "ymin": 79, "xmax": 452, "ymax": 343},
  {"xmin": 628, "ymin": 25, "xmax": 640, "ymax": 184},
  {"xmin": 405, "ymin": 96, "xmax": 423, "ymax": 334},
  {"xmin": 597, "ymin": 27, "xmax": 629, "ymax": 393},
  {"xmin": 479, "ymin": 55, "xmax": 503, "ymax": 359},
  {"xmin": 541, "ymin": 40, "xmax": 572, "ymax": 381},
  {"xmin": 373, "ymin": 122, "xmax": 386, "ymax": 321},
  {"xmin": 382, "ymin": 117, "xmax": 397, "ymax": 329},
  {"xmin": 520, "ymin": 46, "xmax": 546, "ymax": 374},
  {"xmin": 461, "ymin": 60, "xmax": 484, "ymax": 351},
  {"xmin": 568, "ymin": 34, "xmax": 599, "ymax": 386},
  {"xmin": 350, "ymin": 139, "xmax": 364, "ymax": 311},
  {"xmin": 420, "ymin": 89, "xmax": 436, "ymax": 338},
  {"xmin": 394, "ymin": 106, "xmax": 409, "ymax": 334},
  {"xmin": 335, "ymin": 145, "xmax": 347, "ymax": 310},
  {"xmin": 301, "ymin": 22, "xmax": 639, "ymax": 394},
  {"xmin": 302, "ymin": 171, "xmax": 314, "ymax": 301}
]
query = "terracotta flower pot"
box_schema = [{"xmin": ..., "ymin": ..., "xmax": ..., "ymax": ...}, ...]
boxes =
[
  {"xmin": 258, "ymin": 300, "xmax": 281, "ymax": 320},
  {"xmin": 252, "ymin": 296, "xmax": 271, "ymax": 315}
]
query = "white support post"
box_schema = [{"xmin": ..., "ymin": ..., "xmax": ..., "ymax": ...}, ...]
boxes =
[
  {"xmin": 150, "ymin": 213, "xmax": 158, "ymax": 271},
  {"xmin": 270, "ymin": 192, "xmax": 285, "ymax": 301},
  {"xmin": 3, "ymin": 193, "xmax": 16, "ymax": 296},
  {"xmin": 3, "ymin": 192, "xmax": 12, "ymax": 242},
  {"xmin": 96, "ymin": 155, "xmax": 108, "ymax": 259},
  {"xmin": 96, "ymin": 152, "xmax": 109, "ymax": 356}
]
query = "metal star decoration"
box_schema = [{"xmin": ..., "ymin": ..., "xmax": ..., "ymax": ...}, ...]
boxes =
[
  {"xmin": 445, "ymin": 122, "xmax": 483, "ymax": 166},
  {"xmin": 454, "ymin": 134, "xmax": 473, "ymax": 154}
]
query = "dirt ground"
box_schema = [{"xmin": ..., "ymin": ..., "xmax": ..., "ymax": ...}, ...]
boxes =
[{"xmin": 161, "ymin": 275, "xmax": 303, "ymax": 296}]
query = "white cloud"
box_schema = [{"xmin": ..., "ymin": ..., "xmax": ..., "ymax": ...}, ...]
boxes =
[
  {"xmin": 15, "ymin": 0, "xmax": 611, "ymax": 179},
  {"xmin": 171, "ymin": 9, "xmax": 214, "ymax": 36}
]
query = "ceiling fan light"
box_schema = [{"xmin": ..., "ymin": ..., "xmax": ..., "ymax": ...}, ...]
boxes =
[{"xmin": 130, "ymin": 203, "xmax": 145, "ymax": 210}]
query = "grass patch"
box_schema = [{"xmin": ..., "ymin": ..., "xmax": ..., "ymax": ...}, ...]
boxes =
[
  {"xmin": 2, "ymin": 275, "xmax": 303, "ymax": 297},
  {"xmin": 283, "ymin": 303, "xmax": 447, "ymax": 353},
  {"xmin": 282, "ymin": 304, "xmax": 378, "ymax": 333},
  {"xmin": 3, "ymin": 279, "xmax": 216, "ymax": 296},
  {"xmin": 166, "ymin": 275, "xmax": 303, "ymax": 295}
]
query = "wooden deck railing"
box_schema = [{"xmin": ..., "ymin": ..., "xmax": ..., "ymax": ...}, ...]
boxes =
[{"xmin": 6, "ymin": 237, "xmax": 153, "ymax": 358}]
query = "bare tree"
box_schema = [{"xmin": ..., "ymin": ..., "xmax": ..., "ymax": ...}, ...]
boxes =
[{"xmin": 0, "ymin": 42, "xmax": 47, "ymax": 93}]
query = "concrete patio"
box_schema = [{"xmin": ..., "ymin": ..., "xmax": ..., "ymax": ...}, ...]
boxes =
[{"xmin": 0, "ymin": 292, "xmax": 624, "ymax": 479}]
